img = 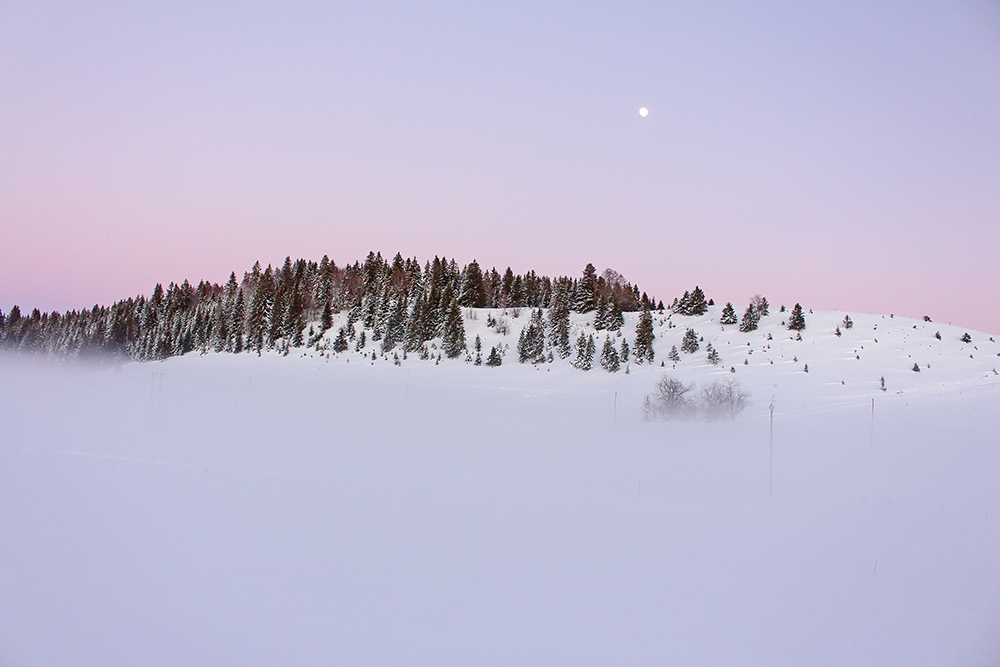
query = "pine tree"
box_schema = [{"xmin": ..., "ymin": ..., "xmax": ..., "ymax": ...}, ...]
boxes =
[
  {"xmin": 573, "ymin": 263, "xmax": 598, "ymax": 313},
  {"xmin": 320, "ymin": 300, "xmax": 333, "ymax": 333},
  {"xmin": 681, "ymin": 328, "xmax": 700, "ymax": 354},
  {"xmin": 517, "ymin": 309, "xmax": 546, "ymax": 363},
  {"xmin": 573, "ymin": 332, "xmax": 595, "ymax": 370},
  {"xmin": 600, "ymin": 336, "xmax": 620, "ymax": 372},
  {"xmin": 620, "ymin": 339, "xmax": 629, "ymax": 363},
  {"xmin": 474, "ymin": 335, "xmax": 482, "ymax": 366},
  {"xmin": 486, "ymin": 345, "xmax": 503, "ymax": 366},
  {"xmin": 633, "ymin": 309, "xmax": 655, "ymax": 364},
  {"xmin": 442, "ymin": 298, "xmax": 466, "ymax": 358},
  {"xmin": 594, "ymin": 296, "xmax": 608, "ymax": 330},
  {"xmin": 706, "ymin": 342, "xmax": 720, "ymax": 365},
  {"xmin": 787, "ymin": 303, "xmax": 806, "ymax": 331},
  {"xmin": 688, "ymin": 286, "xmax": 708, "ymax": 316},
  {"xmin": 459, "ymin": 260, "xmax": 487, "ymax": 307},
  {"xmin": 607, "ymin": 300, "xmax": 624, "ymax": 331},
  {"xmin": 230, "ymin": 289, "xmax": 245, "ymax": 353},
  {"xmin": 720, "ymin": 302, "xmax": 737, "ymax": 325},
  {"xmin": 739, "ymin": 304, "xmax": 759, "ymax": 332},
  {"xmin": 842, "ymin": 314, "xmax": 853, "ymax": 329},
  {"xmin": 548, "ymin": 281, "xmax": 572, "ymax": 357},
  {"xmin": 333, "ymin": 327, "xmax": 349, "ymax": 352}
]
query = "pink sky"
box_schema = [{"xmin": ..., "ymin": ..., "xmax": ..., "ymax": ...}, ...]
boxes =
[{"xmin": 2, "ymin": 2, "xmax": 998, "ymax": 332}]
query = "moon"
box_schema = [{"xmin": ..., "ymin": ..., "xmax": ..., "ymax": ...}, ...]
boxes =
[{"xmin": 638, "ymin": 107, "xmax": 649, "ymax": 117}]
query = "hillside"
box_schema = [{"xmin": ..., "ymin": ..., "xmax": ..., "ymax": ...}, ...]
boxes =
[{"xmin": 3, "ymin": 269, "xmax": 1000, "ymax": 666}]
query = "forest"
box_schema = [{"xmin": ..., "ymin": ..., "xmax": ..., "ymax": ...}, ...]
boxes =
[{"xmin": 0, "ymin": 253, "xmax": 681, "ymax": 361}]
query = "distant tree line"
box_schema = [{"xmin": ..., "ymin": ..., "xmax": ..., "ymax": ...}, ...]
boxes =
[{"xmin": 0, "ymin": 254, "xmax": 661, "ymax": 361}]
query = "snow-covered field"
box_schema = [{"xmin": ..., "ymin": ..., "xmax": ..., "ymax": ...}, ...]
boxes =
[{"xmin": 2, "ymin": 307, "xmax": 999, "ymax": 666}]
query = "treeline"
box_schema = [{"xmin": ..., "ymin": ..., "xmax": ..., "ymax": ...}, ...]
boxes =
[{"xmin": 0, "ymin": 253, "xmax": 661, "ymax": 360}]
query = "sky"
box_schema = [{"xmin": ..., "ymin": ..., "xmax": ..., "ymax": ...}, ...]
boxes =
[{"xmin": 1, "ymin": 1, "xmax": 998, "ymax": 332}]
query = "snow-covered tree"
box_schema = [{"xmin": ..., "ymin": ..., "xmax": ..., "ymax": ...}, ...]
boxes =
[
  {"xmin": 681, "ymin": 328, "xmax": 700, "ymax": 354},
  {"xmin": 788, "ymin": 304, "xmax": 806, "ymax": 331},
  {"xmin": 633, "ymin": 310, "xmax": 655, "ymax": 364},
  {"xmin": 600, "ymin": 336, "xmax": 620, "ymax": 372},
  {"xmin": 720, "ymin": 302, "xmax": 737, "ymax": 325},
  {"xmin": 739, "ymin": 304, "xmax": 758, "ymax": 333}
]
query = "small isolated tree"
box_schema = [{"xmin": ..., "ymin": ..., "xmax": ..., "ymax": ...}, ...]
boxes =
[
  {"xmin": 668, "ymin": 345, "xmax": 680, "ymax": 363},
  {"xmin": 474, "ymin": 334, "xmax": 482, "ymax": 366},
  {"xmin": 600, "ymin": 336, "xmax": 620, "ymax": 372},
  {"xmin": 706, "ymin": 342, "xmax": 720, "ymax": 366},
  {"xmin": 486, "ymin": 345, "xmax": 502, "ymax": 366},
  {"xmin": 960, "ymin": 332, "xmax": 972, "ymax": 343},
  {"xmin": 720, "ymin": 302, "xmax": 737, "ymax": 325},
  {"xmin": 788, "ymin": 303, "xmax": 806, "ymax": 331},
  {"xmin": 835, "ymin": 326, "xmax": 842, "ymax": 337},
  {"xmin": 912, "ymin": 362, "xmax": 921, "ymax": 372},
  {"xmin": 935, "ymin": 331, "xmax": 942, "ymax": 340},
  {"xmin": 681, "ymin": 328, "xmax": 700, "ymax": 354},
  {"xmin": 842, "ymin": 314, "xmax": 853, "ymax": 329}
]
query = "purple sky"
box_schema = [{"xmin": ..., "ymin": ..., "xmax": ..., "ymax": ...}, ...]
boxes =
[{"xmin": 2, "ymin": 2, "xmax": 998, "ymax": 332}]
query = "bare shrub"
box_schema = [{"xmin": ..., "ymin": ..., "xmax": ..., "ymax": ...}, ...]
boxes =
[
  {"xmin": 644, "ymin": 374, "xmax": 749, "ymax": 421},
  {"xmin": 643, "ymin": 375, "xmax": 694, "ymax": 420},
  {"xmin": 699, "ymin": 378, "xmax": 750, "ymax": 421}
]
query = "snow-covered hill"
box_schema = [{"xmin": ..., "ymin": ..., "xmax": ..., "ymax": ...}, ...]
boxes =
[
  {"xmin": 306, "ymin": 304, "xmax": 1000, "ymax": 405},
  {"xmin": 1, "ymin": 305, "xmax": 998, "ymax": 666}
]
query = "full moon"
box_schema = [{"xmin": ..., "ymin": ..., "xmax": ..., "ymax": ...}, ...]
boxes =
[{"xmin": 638, "ymin": 107, "xmax": 648, "ymax": 117}]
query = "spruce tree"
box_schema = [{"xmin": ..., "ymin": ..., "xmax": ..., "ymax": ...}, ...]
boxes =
[
  {"xmin": 787, "ymin": 303, "xmax": 806, "ymax": 331},
  {"xmin": 720, "ymin": 302, "xmax": 737, "ymax": 325},
  {"xmin": 620, "ymin": 339, "xmax": 629, "ymax": 363},
  {"xmin": 442, "ymin": 298, "xmax": 466, "ymax": 358},
  {"xmin": 547, "ymin": 282, "xmax": 572, "ymax": 357},
  {"xmin": 573, "ymin": 333, "xmax": 595, "ymax": 370},
  {"xmin": 231, "ymin": 289, "xmax": 245, "ymax": 353},
  {"xmin": 633, "ymin": 309, "xmax": 655, "ymax": 364},
  {"xmin": 688, "ymin": 286, "xmax": 708, "ymax": 316},
  {"xmin": 607, "ymin": 300, "xmax": 624, "ymax": 331},
  {"xmin": 333, "ymin": 327, "xmax": 349, "ymax": 352},
  {"xmin": 706, "ymin": 342, "xmax": 720, "ymax": 365},
  {"xmin": 573, "ymin": 263, "xmax": 598, "ymax": 312},
  {"xmin": 739, "ymin": 304, "xmax": 758, "ymax": 333},
  {"xmin": 600, "ymin": 336, "xmax": 620, "ymax": 372},
  {"xmin": 517, "ymin": 309, "xmax": 546, "ymax": 363},
  {"xmin": 459, "ymin": 260, "xmax": 487, "ymax": 307},
  {"xmin": 681, "ymin": 328, "xmax": 700, "ymax": 354},
  {"xmin": 668, "ymin": 345, "xmax": 680, "ymax": 363},
  {"xmin": 486, "ymin": 345, "xmax": 503, "ymax": 366}
]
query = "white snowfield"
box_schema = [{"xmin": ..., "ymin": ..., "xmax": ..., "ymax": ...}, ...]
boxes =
[{"xmin": 2, "ymin": 306, "xmax": 998, "ymax": 666}]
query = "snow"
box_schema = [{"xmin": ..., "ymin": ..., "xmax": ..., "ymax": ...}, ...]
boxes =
[{"xmin": 2, "ymin": 306, "xmax": 999, "ymax": 665}]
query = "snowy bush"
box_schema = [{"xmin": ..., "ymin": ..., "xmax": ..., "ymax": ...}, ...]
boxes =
[{"xmin": 644, "ymin": 375, "xmax": 749, "ymax": 422}]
